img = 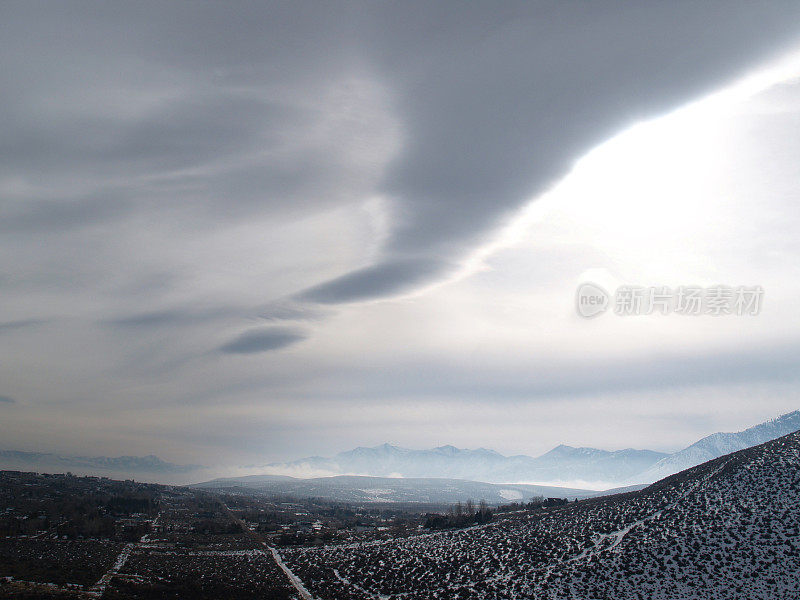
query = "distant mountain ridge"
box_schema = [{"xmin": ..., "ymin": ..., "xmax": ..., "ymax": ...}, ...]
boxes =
[
  {"xmin": 261, "ymin": 442, "xmax": 668, "ymax": 486},
  {"xmin": 0, "ymin": 449, "xmax": 202, "ymax": 476},
  {"xmin": 636, "ymin": 410, "xmax": 800, "ymax": 483},
  {"xmin": 259, "ymin": 411, "xmax": 800, "ymax": 486}
]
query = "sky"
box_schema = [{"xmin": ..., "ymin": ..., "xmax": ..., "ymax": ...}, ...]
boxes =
[{"xmin": 2, "ymin": 1, "xmax": 800, "ymax": 478}]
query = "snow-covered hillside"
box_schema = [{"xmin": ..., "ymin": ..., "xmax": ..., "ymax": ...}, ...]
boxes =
[
  {"xmin": 281, "ymin": 430, "xmax": 800, "ymax": 599},
  {"xmin": 636, "ymin": 410, "xmax": 800, "ymax": 483}
]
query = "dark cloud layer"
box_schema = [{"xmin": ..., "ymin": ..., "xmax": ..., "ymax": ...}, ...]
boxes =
[
  {"xmin": 250, "ymin": 340, "xmax": 800, "ymax": 404},
  {"xmin": 104, "ymin": 307, "xmax": 236, "ymax": 329},
  {"xmin": 294, "ymin": 1, "xmax": 800, "ymax": 303},
  {"xmin": 4, "ymin": 2, "xmax": 800, "ymax": 305},
  {"xmin": 219, "ymin": 327, "xmax": 307, "ymax": 355}
]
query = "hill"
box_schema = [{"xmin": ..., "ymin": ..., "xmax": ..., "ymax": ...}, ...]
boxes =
[
  {"xmin": 280, "ymin": 430, "xmax": 800, "ymax": 599},
  {"xmin": 192, "ymin": 474, "xmax": 601, "ymax": 504}
]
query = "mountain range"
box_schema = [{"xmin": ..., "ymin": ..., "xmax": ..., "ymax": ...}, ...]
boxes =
[
  {"xmin": 257, "ymin": 410, "xmax": 800, "ymax": 487},
  {"xmin": 0, "ymin": 450, "xmax": 203, "ymax": 480},
  {"xmin": 4, "ymin": 411, "xmax": 798, "ymax": 491}
]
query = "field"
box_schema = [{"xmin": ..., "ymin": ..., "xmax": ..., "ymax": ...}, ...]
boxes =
[{"xmin": 0, "ymin": 473, "xmax": 298, "ymax": 599}]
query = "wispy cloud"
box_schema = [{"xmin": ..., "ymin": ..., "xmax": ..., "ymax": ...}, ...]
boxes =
[
  {"xmin": 219, "ymin": 327, "xmax": 307, "ymax": 355},
  {"xmin": 0, "ymin": 319, "xmax": 45, "ymax": 333}
]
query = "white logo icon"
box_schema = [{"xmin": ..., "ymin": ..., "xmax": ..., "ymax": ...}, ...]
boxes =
[{"xmin": 576, "ymin": 282, "xmax": 609, "ymax": 318}]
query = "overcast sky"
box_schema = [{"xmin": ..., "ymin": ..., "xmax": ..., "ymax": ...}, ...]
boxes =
[{"xmin": 3, "ymin": 1, "xmax": 800, "ymax": 478}]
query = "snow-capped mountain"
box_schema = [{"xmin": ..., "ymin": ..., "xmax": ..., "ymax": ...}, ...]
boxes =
[
  {"xmin": 523, "ymin": 445, "xmax": 668, "ymax": 483},
  {"xmin": 263, "ymin": 442, "xmax": 667, "ymax": 486},
  {"xmin": 261, "ymin": 411, "xmax": 800, "ymax": 487},
  {"xmin": 634, "ymin": 410, "xmax": 800, "ymax": 483}
]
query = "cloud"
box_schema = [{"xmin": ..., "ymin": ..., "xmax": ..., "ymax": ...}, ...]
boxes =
[
  {"xmin": 103, "ymin": 306, "xmax": 235, "ymax": 329},
  {"xmin": 258, "ymin": 302, "xmax": 331, "ymax": 322},
  {"xmin": 0, "ymin": 319, "xmax": 45, "ymax": 333},
  {"xmin": 105, "ymin": 310, "xmax": 194, "ymax": 329},
  {"xmin": 219, "ymin": 327, "xmax": 307, "ymax": 355},
  {"xmin": 0, "ymin": 395, "xmax": 14, "ymax": 404},
  {"xmin": 294, "ymin": 2, "xmax": 800, "ymax": 304},
  {"xmin": 297, "ymin": 259, "xmax": 453, "ymax": 304}
]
